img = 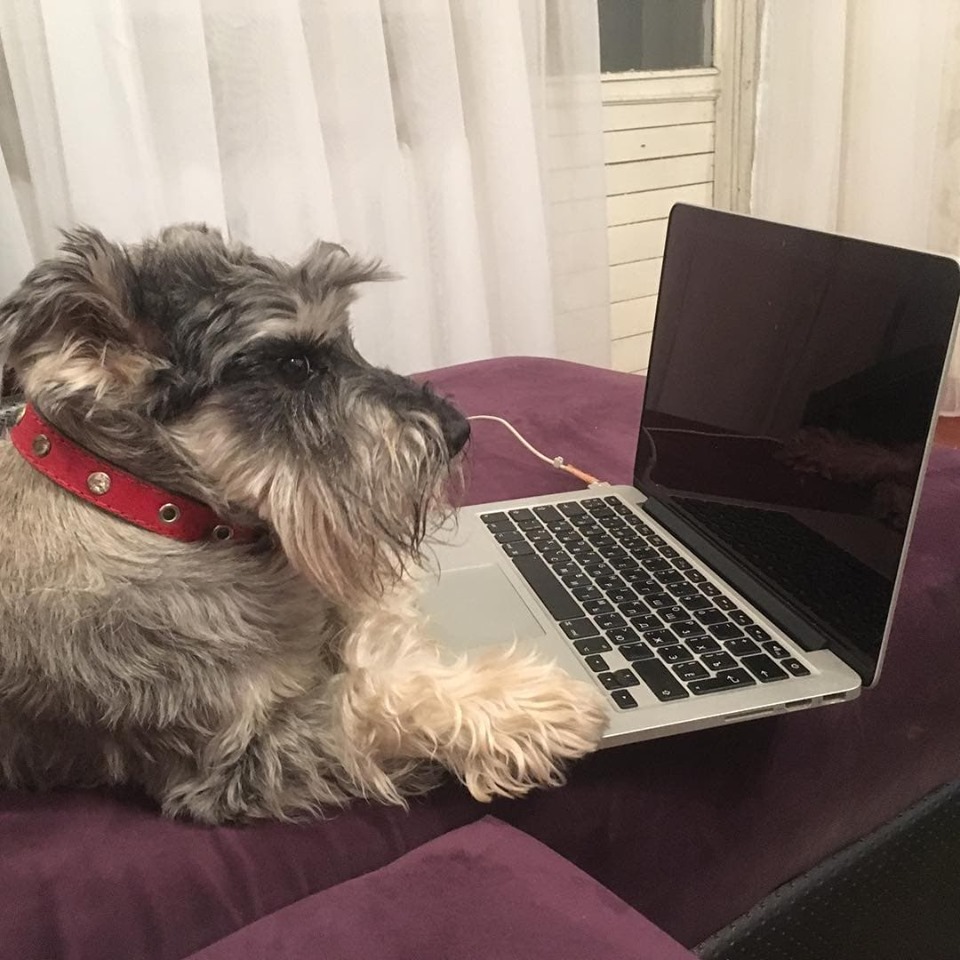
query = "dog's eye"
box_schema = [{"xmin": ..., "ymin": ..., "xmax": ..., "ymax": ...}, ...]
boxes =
[{"xmin": 277, "ymin": 355, "xmax": 314, "ymax": 386}]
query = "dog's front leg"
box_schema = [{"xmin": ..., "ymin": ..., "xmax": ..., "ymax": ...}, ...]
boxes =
[{"xmin": 333, "ymin": 595, "xmax": 609, "ymax": 803}]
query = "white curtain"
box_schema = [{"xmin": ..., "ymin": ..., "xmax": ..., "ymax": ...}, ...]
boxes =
[
  {"xmin": 751, "ymin": 0, "xmax": 960, "ymax": 412},
  {"xmin": 0, "ymin": 0, "xmax": 610, "ymax": 374}
]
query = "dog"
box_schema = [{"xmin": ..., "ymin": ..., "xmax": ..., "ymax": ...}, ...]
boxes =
[{"xmin": 0, "ymin": 224, "xmax": 607, "ymax": 823}]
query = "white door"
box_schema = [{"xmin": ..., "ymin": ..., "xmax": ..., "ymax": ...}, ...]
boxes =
[{"xmin": 599, "ymin": 0, "xmax": 761, "ymax": 374}]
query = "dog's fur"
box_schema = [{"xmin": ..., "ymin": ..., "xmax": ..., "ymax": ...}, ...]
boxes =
[{"xmin": 0, "ymin": 224, "xmax": 607, "ymax": 823}]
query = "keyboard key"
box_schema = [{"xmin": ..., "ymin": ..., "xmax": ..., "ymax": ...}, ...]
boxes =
[
  {"xmin": 671, "ymin": 621, "xmax": 706, "ymax": 639},
  {"xmin": 598, "ymin": 546, "xmax": 630, "ymax": 561},
  {"xmin": 673, "ymin": 558, "xmax": 693, "ymax": 571},
  {"xmin": 689, "ymin": 668, "xmax": 756, "ymax": 695},
  {"xmin": 641, "ymin": 558, "xmax": 672, "ymax": 572},
  {"xmin": 561, "ymin": 618, "xmax": 600, "ymax": 640},
  {"xmin": 629, "ymin": 577, "xmax": 662, "ymax": 595},
  {"xmin": 480, "ymin": 512, "xmax": 508, "ymax": 524},
  {"xmin": 591, "ymin": 507, "xmax": 616, "ymax": 521},
  {"xmin": 729, "ymin": 610, "xmax": 754, "ymax": 626},
  {"xmin": 527, "ymin": 529, "xmax": 553, "ymax": 543},
  {"xmin": 660, "ymin": 546, "xmax": 679, "ymax": 559},
  {"xmin": 611, "ymin": 557, "xmax": 641, "ymax": 572},
  {"xmin": 573, "ymin": 636, "xmax": 612, "ymax": 655},
  {"xmin": 533, "ymin": 505, "xmax": 562, "ymax": 523},
  {"xmin": 673, "ymin": 661, "xmax": 709, "ymax": 682},
  {"xmin": 483, "ymin": 519, "xmax": 516, "ymax": 535},
  {"xmin": 494, "ymin": 530, "xmax": 525, "ymax": 543},
  {"xmin": 659, "ymin": 607, "xmax": 687, "ymax": 624},
  {"xmin": 686, "ymin": 570, "xmax": 707, "ymax": 583},
  {"xmin": 595, "ymin": 575, "xmax": 626, "ymax": 591},
  {"xmin": 545, "ymin": 520, "xmax": 572, "ymax": 534},
  {"xmin": 632, "ymin": 660, "xmax": 690, "ymax": 701},
  {"xmin": 709, "ymin": 622, "xmax": 744, "ymax": 641},
  {"xmin": 714, "ymin": 596, "xmax": 737, "ymax": 611},
  {"xmin": 745, "ymin": 624, "xmax": 772, "ymax": 642},
  {"xmin": 606, "ymin": 588, "xmax": 637, "ymax": 606},
  {"xmin": 647, "ymin": 535, "xmax": 667, "ymax": 547},
  {"xmin": 762, "ymin": 640, "xmax": 790, "ymax": 659},
  {"xmin": 557, "ymin": 530, "xmax": 585, "ymax": 544},
  {"xmin": 561, "ymin": 573, "xmax": 591, "ymax": 590},
  {"xmin": 611, "ymin": 689, "xmax": 639, "ymax": 709},
  {"xmin": 582, "ymin": 498, "xmax": 605, "ymax": 509},
  {"xmin": 596, "ymin": 612, "xmax": 627, "ymax": 631},
  {"xmin": 725, "ymin": 637, "xmax": 761, "ymax": 657},
  {"xmin": 621, "ymin": 642, "xmax": 655, "ymax": 661},
  {"xmin": 646, "ymin": 593, "xmax": 674, "ymax": 609},
  {"xmin": 694, "ymin": 609, "xmax": 728, "ymax": 625},
  {"xmin": 740, "ymin": 653, "xmax": 789, "ymax": 683},
  {"xmin": 613, "ymin": 669, "xmax": 640, "ymax": 688},
  {"xmin": 508, "ymin": 508, "xmax": 535, "ymax": 521},
  {"xmin": 567, "ymin": 543, "xmax": 596, "ymax": 559},
  {"xmin": 679, "ymin": 595, "xmax": 713, "ymax": 611},
  {"xmin": 654, "ymin": 570, "xmax": 686, "ymax": 585},
  {"xmin": 782, "ymin": 658, "xmax": 811, "ymax": 677},
  {"xmin": 583, "ymin": 560, "xmax": 614, "ymax": 577},
  {"xmin": 572, "ymin": 585, "xmax": 602, "ymax": 602},
  {"xmin": 618, "ymin": 600, "xmax": 649, "ymax": 618},
  {"xmin": 626, "ymin": 517, "xmax": 654, "ymax": 535},
  {"xmin": 671, "ymin": 581, "xmax": 699, "ymax": 597},
  {"xmin": 583, "ymin": 598, "xmax": 614, "ymax": 616},
  {"xmin": 516, "ymin": 518, "xmax": 541, "ymax": 531},
  {"xmin": 687, "ymin": 635, "xmax": 721, "ymax": 655},
  {"xmin": 659, "ymin": 644, "xmax": 694, "ymax": 665},
  {"xmin": 643, "ymin": 629, "xmax": 677, "ymax": 648},
  {"xmin": 630, "ymin": 545, "xmax": 658, "ymax": 560},
  {"xmin": 630, "ymin": 613, "xmax": 663, "ymax": 632},
  {"xmin": 532, "ymin": 539, "xmax": 557, "ymax": 554},
  {"xmin": 607, "ymin": 626, "xmax": 641, "ymax": 646},
  {"xmin": 702, "ymin": 652, "xmax": 737, "ymax": 671},
  {"xmin": 597, "ymin": 672, "xmax": 626, "ymax": 690},
  {"xmin": 557, "ymin": 501, "xmax": 585, "ymax": 517},
  {"xmin": 583, "ymin": 654, "xmax": 609, "ymax": 673},
  {"xmin": 699, "ymin": 583, "xmax": 722, "ymax": 597},
  {"xmin": 502, "ymin": 541, "xmax": 535, "ymax": 558},
  {"xmin": 552, "ymin": 561, "xmax": 580, "ymax": 578},
  {"xmin": 511, "ymin": 555, "xmax": 580, "ymax": 619}
]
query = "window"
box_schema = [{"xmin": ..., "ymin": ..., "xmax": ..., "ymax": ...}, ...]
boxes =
[{"xmin": 599, "ymin": 0, "xmax": 715, "ymax": 73}]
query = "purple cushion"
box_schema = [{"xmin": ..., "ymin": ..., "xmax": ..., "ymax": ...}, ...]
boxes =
[
  {"xmin": 2, "ymin": 356, "xmax": 959, "ymax": 956},
  {"xmin": 185, "ymin": 817, "xmax": 696, "ymax": 960}
]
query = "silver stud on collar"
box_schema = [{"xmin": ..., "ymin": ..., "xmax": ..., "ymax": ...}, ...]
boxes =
[
  {"xmin": 32, "ymin": 434, "xmax": 51, "ymax": 457},
  {"xmin": 158, "ymin": 503, "xmax": 180, "ymax": 524},
  {"xmin": 87, "ymin": 471, "xmax": 111, "ymax": 495},
  {"xmin": 14, "ymin": 405, "xmax": 26, "ymax": 425},
  {"xmin": 211, "ymin": 524, "xmax": 234, "ymax": 541}
]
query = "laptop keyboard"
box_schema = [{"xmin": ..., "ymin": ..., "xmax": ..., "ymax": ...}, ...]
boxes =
[{"xmin": 480, "ymin": 496, "xmax": 812, "ymax": 711}]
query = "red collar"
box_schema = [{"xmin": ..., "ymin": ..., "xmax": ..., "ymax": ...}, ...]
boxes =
[{"xmin": 10, "ymin": 404, "xmax": 260, "ymax": 545}]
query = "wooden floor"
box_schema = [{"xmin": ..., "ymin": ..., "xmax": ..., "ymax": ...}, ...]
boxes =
[{"xmin": 936, "ymin": 416, "xmax": 960, "ymax": 449}]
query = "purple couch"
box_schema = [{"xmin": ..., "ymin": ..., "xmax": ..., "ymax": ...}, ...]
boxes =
[{"xmin": 3, "ymin": 357, "xmax": 959, "ymax": 959}]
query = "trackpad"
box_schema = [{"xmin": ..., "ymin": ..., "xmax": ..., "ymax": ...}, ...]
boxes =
[{"xmin": 420, "ymin": 565, "xmax": 546, "ymax": 652}]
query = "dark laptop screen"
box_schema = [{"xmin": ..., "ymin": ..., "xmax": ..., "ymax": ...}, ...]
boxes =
[{"xmin": 634, "ymin": 205, "xmax": 959, "ymax": 677}]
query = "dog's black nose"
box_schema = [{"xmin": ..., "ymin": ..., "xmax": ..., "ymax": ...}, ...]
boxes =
[{"xmin": 443, "ymin": 414, "xmax": 471, "ymax": 457}]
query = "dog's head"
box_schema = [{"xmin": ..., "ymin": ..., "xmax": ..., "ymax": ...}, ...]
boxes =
[{"xmin": 0, "ymin": 224, "xmax": 469, "ymax": 605}]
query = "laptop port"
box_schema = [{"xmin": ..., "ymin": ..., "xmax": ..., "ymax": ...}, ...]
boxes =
[{"xmin": 785, "ymin": 698, "xmax": 814, "ymax": 710}]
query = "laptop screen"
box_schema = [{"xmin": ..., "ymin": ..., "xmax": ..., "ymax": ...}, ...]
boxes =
[{"xmin": 634, "ymin": 205, "xmax": 959, "ymax": 679}]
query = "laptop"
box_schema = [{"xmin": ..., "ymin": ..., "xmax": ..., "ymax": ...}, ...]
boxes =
[{"xmin": 420, "ymin": 204, "xmax": 960, "ymax": 747}]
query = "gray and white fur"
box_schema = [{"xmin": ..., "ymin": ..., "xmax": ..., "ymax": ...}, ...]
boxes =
[{"xmin": 0, "ymin": 225, "xmax": 606, "ymax": 822}]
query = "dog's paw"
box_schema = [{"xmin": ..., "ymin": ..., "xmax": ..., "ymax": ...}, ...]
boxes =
[{"xmin": 454, "ymin": 661, "xmax": 608, "ymax": 802}]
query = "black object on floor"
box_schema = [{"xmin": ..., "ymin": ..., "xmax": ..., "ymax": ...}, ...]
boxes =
[{"xmin": 696, "ymin": 779, "xmax": 960, "ymax": 960}]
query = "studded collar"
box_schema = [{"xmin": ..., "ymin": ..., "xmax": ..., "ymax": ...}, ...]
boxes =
[{"xmin": 9, "ymin": 404, "xmax": 260, "ymax": 545}]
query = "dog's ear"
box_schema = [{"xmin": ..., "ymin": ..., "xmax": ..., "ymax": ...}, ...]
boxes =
[{"xmin": 0, "ymin": 227, "xmax": 163, "ymax": 404}]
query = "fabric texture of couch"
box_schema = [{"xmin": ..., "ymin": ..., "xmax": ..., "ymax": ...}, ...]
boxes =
[{"xmin": 2, "ymin": 357, "xmax": 959, "ymax": 959}]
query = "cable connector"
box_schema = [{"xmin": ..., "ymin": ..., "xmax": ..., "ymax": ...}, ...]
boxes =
[{"xmin": 467, "ymin": 415, "xmax": 604, "ymax": 487}]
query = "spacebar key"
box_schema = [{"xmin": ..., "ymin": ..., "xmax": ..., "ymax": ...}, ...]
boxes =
[
  {"xmin": 632, "ymin": 660, "xmax": 690, "ymax": 702},
  {"xmin": 512, "ymin": 555, "xmax": 582, "ymax": 621}
]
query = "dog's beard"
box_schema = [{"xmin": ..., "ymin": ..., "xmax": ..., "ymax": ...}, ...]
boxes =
[{"xmin": 170, "ymin": 407, "xmax": 455, "ymax": 605}]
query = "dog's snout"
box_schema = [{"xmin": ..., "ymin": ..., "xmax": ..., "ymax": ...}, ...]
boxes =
[{"xmin": 443, "ymin": 413, "xmax": 471, "ymax": 457}]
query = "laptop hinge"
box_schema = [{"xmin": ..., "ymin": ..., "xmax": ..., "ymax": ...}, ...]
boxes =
[{"xmin": 641, "ymin": 497, "xmax": 875, "ymax": 682}]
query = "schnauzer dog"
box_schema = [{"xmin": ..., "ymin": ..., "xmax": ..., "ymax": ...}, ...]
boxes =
[{"xmin": 0, "ymin": 225, "xmax": 607, "ymax": 822}]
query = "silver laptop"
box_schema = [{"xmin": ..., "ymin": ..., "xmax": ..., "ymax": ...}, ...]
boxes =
[{"xmin": 420, "ymin": 205, "xmax": 960, "ymax": 747}]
